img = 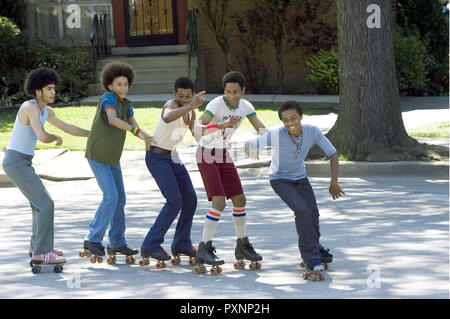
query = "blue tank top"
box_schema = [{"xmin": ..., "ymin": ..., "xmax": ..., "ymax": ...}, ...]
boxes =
[{"xmin": 7, "ymin": 99, "xmax": 48, "ymax": 156}]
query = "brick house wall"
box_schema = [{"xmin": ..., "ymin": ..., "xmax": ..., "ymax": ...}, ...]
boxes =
[{"xmin": 188, "ymin": 0, "xmax": 337, "ymax": 94}]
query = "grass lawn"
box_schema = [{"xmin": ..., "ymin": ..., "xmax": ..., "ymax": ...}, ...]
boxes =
[
  {"xmin": 0, "ymin": 105, "xmax": 327, "ymax": 151},
  {"xmin": 407, "ymin": 122, "xmax": 449, "ymax": 139}
]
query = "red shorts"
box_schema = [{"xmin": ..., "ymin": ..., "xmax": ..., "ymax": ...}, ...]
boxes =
[{"xmin": 196, "ymin": 146, "xmax": 244, "ymax": 201}]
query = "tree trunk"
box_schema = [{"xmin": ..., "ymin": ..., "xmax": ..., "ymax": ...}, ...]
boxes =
[{"xmin": 326, "ymin": 0, "xmax": 417, "ymax": 161}]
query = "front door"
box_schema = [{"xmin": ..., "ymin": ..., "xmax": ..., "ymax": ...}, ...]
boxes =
[{"xmin": 125, "ymin": 0, "xmax": 178, "ymax": 46}]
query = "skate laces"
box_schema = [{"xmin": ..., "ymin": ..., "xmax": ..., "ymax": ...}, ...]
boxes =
[
  {"xmin": 44, "ymin": 252, "xmax": 58, "ymax": 263},
  {"xmin": 319, "ymin": 246, "xmax": 332, "ymax": 257}
]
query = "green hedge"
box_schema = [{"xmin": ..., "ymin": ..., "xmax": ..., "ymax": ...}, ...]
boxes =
[{"xmin": 0, "ymin": 16, "xmax": 94, "ymax": 107}]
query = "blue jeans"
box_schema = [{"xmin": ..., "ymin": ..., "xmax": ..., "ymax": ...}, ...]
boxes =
[
  {"xmin": 86, "ymin": 158, "xmax": 127, "ymax": 248},
  {"xmin": 141, "ymin": 151, "xmax": 197, "ymax": 252},
  {"xmin": 270, "ymin": 177, "xmax": 321, "ymax": 263}
]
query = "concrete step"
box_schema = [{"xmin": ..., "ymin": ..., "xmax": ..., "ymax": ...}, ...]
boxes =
[
  {"xmin": 111, "ymin": 44, "xmax": 188, "ymax": 56},
  {"xmin": 88, "ymin": 81, "xmax": 175, "ymax": 96},
  {"xmin": 94, "ymin": 67, "xmax": 197, "ymax": 82},
  {"xmin": 96, "ymin": 54, "xmax": 198, "ymax": 70}
]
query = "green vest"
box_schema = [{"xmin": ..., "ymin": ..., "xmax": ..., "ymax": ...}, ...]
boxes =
[{"xmin": 85, "ymin": 93, "xmax": 130, "ymax": 166}]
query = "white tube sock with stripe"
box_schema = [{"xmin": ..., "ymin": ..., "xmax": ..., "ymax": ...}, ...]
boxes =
[
  {"xmin": 233, "ymin": 206, "xmax": 247, "ymax": 239},
  {"xmin": 202, "ymin": 208, "xmax": 222, "ymax": 243}
]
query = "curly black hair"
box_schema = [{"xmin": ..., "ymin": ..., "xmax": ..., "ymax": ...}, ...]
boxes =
[
  {"xmin": 24, "ymin": 68, "xmax": 59, "ymax": 97},
  {"xmin": 100, "ymin": 61, "xmax": 135, "ymax": 91}
]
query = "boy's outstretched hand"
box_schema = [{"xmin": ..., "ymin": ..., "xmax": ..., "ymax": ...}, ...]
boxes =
[
  {"xmin": 192, "ymin": 91, "xmax": 206, "ymax": 109},
  {"xmin": 329, "ymin": 182, "xmax": 345, "ymax": 200}
]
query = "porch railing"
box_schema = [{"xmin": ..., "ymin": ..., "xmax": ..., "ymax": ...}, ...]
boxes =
[
  {"xmin": 90, "ymin": 14, "xmax": 110, "ymax": 60},
  {"xmin": 186, "ymin": 9, "xmax": 199, "ymax": 78}
]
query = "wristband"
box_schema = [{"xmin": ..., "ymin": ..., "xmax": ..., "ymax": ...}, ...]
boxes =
[
  {"xmin": 130, "ymin": 126, "xmax": 140, "ymax": 136},
  {"xmin": 206, "ymin": 123, "xmax": 219, "ymax": 132}
]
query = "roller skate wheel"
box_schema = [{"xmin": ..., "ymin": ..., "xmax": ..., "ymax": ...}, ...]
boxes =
[
  {"xmin": 125, "ymin": 257, "xmax": 132, "ymax": 264},
  {"xmin": 138, "ymin": 259, "xmax": 147, "ymax": 267},
  {"xmin": 249, "ymin": 263, "xmax": 255, "ymax": 270},
  {"xmin": 233, "ymin": 262, "xmax": 240, "ymax": 270},
  {"xmin": 79, "ymin": 251, "xmax": 85, "ymax": 258},
  {"xmin": 310, "ymin": 274, "xmax": 316, "ymax": 281},
  {"xmin": 320, "ymin": 273, "xmax": 325, "ymax": 281},
  {"xmin": 97, "ymin": 257, "xmax": 103, "ymax": 263},
  {"xmin": 171, "ymin": 258, "xmax": 179, "ymax": 265},
  {"xmin": 194, "ymin": 266, "xmax": 201, "ymax": 274},
  {"xmin": 106, "ymin": 257, "xmax": 114, "ymax": 264},
  {"xmin": 302, "ymin": 272, "xmax": 308, "ymax": 280},
  {"xmin": 90, "ymin": 257, "xmax": 96, "ymax": 263},
  {"xmin": 31, "ymin": 266, "xmax": 41, "ymax": 274},
  {"xmin": 155, "ymin": 262, "xmax": 162, "ymax": 269},
  {"xmin": 53, "ymin": 265, "xmax": 63, "ymax": 273},
  {"xmin": 300, "ymin": 262, "xmax": 305, "ymax": 269},
  {"xmin": 161, "ymin": 261, "xmax": 167, "ymax": 268},
  {"xmin": 130, "ymin": 256, "xmax": 136, "ymax": 264},
  {"xmin": 188, "ymin": 258, "xmax": 196, "ymax": 266},
  {"xmin": 217, "ymin": 266, "xmax": 223, "ymax": 274},
  {"xmin": 210, "ymin": 267, "xmax": 217, "ymax": 275},
  {"xmin": 255, "ymin": 262, "xmax": 262, "ymax": 270}
]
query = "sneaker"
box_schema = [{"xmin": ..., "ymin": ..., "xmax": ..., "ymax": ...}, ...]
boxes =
[{"xmin": 31, "ymin": 251, "xmax": 66, "ymax": 265}]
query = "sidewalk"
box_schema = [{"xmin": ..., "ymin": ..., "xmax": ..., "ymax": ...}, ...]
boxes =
[{"xmin": 0, "ymin": 96, "xmax": 448, "ymax": 184}]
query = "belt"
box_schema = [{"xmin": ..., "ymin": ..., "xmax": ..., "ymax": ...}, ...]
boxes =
[
  {"xmin": 149, "ymin": 146, "xmax": 171, "ymax": 154},
  {"xmin": 200, "ymin": 146, "xmax": 228, "ymax": 155}
]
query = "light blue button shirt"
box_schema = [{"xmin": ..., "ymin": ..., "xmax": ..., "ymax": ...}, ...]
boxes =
[{"xmin": 249, "ymin": 124, "xmax": 336, "ymax": 180}]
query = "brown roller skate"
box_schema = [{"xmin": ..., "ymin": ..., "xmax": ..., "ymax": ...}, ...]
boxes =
[
  {"xmin": 171, "ymin": 247, "xmax": 197, "ymax": 266},
  {"xmin": 138, "ymin": 249, "xmax": 171, "ymax": 269},
  {"xmin": 106, "ymin": 245, "xmax": 138, "ymax": 265}
]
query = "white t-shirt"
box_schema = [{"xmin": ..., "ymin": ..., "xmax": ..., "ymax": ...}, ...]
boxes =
[{"xmin": 199, "ymin": 96, "xmax": 257, "ymax": 149}]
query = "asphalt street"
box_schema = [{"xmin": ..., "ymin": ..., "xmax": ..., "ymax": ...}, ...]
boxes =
[{"xmin": 0, "ymin": 168, "xmax": 447, "ymax": 299}]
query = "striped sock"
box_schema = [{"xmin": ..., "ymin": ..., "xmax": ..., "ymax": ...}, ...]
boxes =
[
  {"xmin": 233, "ymin": 206, "xmax": 247, "ymax": 239},
  {"xmin": 202, "ymin": 209, "xmax": 222, "ymax": 243}
]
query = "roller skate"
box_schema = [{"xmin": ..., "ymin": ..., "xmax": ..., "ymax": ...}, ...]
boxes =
[
  {"xmin": 106, "ymin": 245, "xmax": 138, "ymax": 265},
  {"xmin": 78, "ymin": 240, "xmax": 105, "ymax": 264},
  {"xmin": 299, "ymin": 245, "xmax": 333, "ymax": 270},
  {"xmin": 319, "ymin": 245, "xmax": 333, "ymax": 270},
  {"xmin": 233, "ymin": 237, "xmax": 262, "ymax": 271},
  {"xmin": 28, "ymin": 248, "xmax": 63, "ymax": 258},
  {"xmin": 28, "ymin": 248, "xmax": 63, "ymax": 267},
  {"xmin": 138, "ymin": 249, "xmax": 171, "ymax": 269},
  {"xmin": 171, "ymin": 247, "xmax": 197, "ymax": 266},
  {"xmin": 301, "ymin": 259, "xmax": 325, "ymax": 282},
  {"xmin": 194, "ymin": 241, "xmax": 224, "ymax": 275},
  {"xmin": 30, "ymin": 251, "xmax": 66, "ymax": 274}
]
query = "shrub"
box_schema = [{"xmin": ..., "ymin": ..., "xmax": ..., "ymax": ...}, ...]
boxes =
[
  {"xmin": 396, "ymin": 0, "xmax": 449, "ymax": 93},
  {"xmin": 0, "ymin": 16, "xmax": 30, "ymax": 103},
  {"xmin": 0, "ymin": 16, "xmax": 94, "ymax": 106},
  {"xmin": 305, "ymin": 48, "xmax": 339, "ymax": 94},
  {"xmin": 392, "ymin": 26, "xmax": 433, "ymax": 93}
]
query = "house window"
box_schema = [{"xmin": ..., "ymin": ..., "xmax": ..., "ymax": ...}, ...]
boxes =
[{"xmin": 26, "ymin": 0, "xmax": 114, "ymax": 45}]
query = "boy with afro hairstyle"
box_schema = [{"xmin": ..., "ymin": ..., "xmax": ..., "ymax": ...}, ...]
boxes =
[
  {"xmin": 82, "ymin": 61, "xmax": 153, "ymax": 262},
  {"xmin": 2, "ymin": 67, "xmax": 90, "ymax": 266}
]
